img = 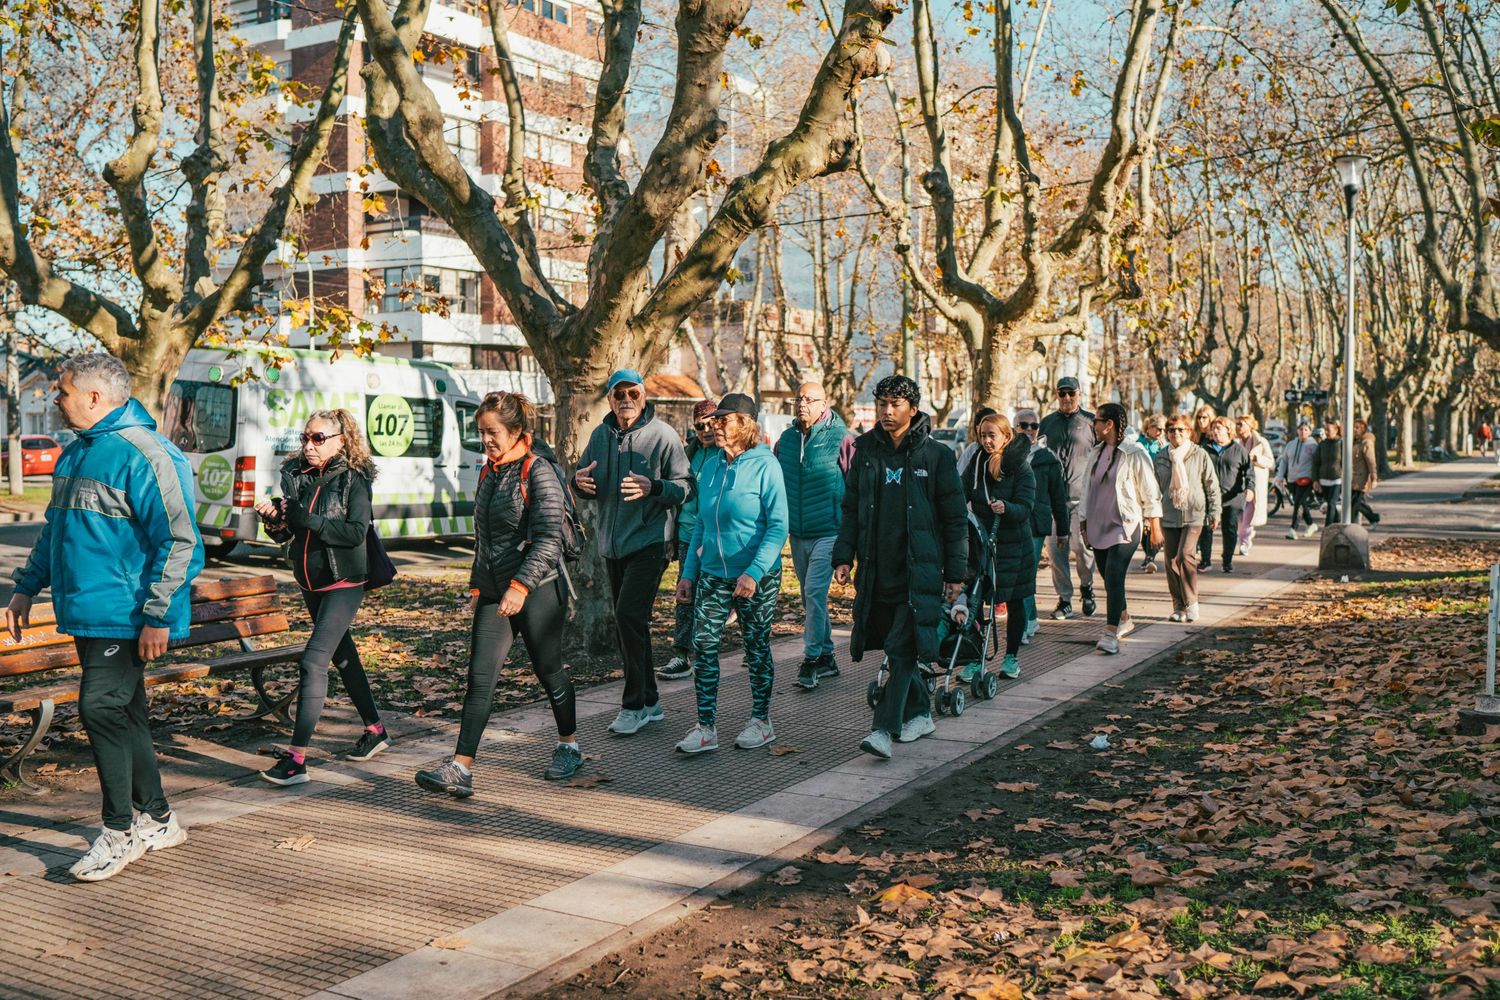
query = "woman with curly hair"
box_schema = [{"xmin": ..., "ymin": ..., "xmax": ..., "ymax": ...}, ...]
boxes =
[{"xmin": 255, "ymin": 409, "xmax": 389, "ymax": 785}]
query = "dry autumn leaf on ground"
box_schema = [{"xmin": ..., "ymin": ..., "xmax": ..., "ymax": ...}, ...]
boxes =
[{"xmin": 542, "ymin": 537, "xmax": 1500, "ymax": 998}]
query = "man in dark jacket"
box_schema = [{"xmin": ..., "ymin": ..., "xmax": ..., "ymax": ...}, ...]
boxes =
[
  {"xmin": 775, "ymin": 381, "xmax": 854, "ymax": 691},
  {"xmin": 1015, "ymin": 407, "xmax": 1068, "ymax": 642},
  {"xmin": 573, "ymin": 369, "xmax": 691, "ymax": 736},
  {"xmin": 1038, "ymin": 376, "xmax": 1097, "ymax": 619},
  {"xmin": 7, "ymin": 354, "xmax": 204, "ymax": 882},
  {"xmin": 833, "ymin": 376, "xmax": 967, "ymax": 760}
]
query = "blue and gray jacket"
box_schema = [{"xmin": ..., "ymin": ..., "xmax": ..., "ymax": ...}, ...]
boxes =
[
  {"xmin": 681, "ymin": 445, "xmax": 789, "ymax": 584},
  {"xmin": 13, "ymin": 399, "xmax": 205, "ymax": 640}
]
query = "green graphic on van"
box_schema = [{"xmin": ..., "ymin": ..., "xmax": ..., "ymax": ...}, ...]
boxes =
[
  {"xmin": 367, "ymin": 394, "xmax": 415, "ymax": 457},
  {"xmin": 265, "ymin": 388, "xmax": 362, "ymax": 429},
  {"xmin": 197, "ymin": 455, "xmax": 232, "ymax": 501}
]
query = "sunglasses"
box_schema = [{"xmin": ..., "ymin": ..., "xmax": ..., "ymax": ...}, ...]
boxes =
[
  {"xmin": 300, "ymin": 431, "xmax": 343, "ymax": 445},
  {"xmin": 612, "ymin": 387, "xmax": 643, "ymax": 401},
  {"xmin": 1057, "ymin": 389, "xmax": 1077, "ymax": 397},
  {"xmin": 1017, "ymin": 421, "xmax": 1039, "ymax": 430},
  {"xmin": 1166, "ymin": 426, "xmax": 1190, "ymax": 434},
  {"xmin": 693, "ymin": 421, "xmax": 712, "ymax": 431}
]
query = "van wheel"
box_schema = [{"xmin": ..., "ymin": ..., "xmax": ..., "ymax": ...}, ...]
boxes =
[{"xmin": 202, "ymin": 538, "xmax": 236, "ymax": 563}]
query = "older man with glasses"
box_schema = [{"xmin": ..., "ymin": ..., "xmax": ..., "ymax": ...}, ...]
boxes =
[
  {"xmin": 573, "ymin": 369, "xmax": 691, "ymax": 735},
  {"xmin": 1037, "ymin": 376, "xmax": 1098, "ymax": 619},
  {"xmin": 774, "ymin": 382, "xmax": 855, "ymax": 690}
]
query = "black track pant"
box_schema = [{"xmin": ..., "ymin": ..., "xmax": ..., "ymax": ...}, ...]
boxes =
[
  {"xmin": 457, "ymin": 579, "xmax": 573, "ymax": 758},
  {"xmin": 607, "ymin": 543, "xmax": 668, "ymax": 711},
  {"xmin": 76, "ymin": 638, "xmax": 169, "ymax": 832},
  {"xmin": 292, "ymin": 587, "xmax": 381, "ymax": 748},
  {"xmin": 1091, "ymin": 538, "xmax": 1141, "ymax": 628}
]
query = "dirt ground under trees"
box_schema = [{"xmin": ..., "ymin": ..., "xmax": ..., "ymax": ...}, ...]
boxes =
[{"xmin": 539, "ymin": 537, "xmax": 1500, "ymax": 1000}]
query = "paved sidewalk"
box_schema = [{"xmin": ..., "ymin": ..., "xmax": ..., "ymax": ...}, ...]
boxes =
[{"xmin": 0, "ymin": 460, "xmax": 1481, "ymax": 1000}]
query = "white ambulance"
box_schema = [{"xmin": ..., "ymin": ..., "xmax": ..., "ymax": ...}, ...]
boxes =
[{"xmin": 166, "ymin": 347, "xmax": 485, "ymax": 554}]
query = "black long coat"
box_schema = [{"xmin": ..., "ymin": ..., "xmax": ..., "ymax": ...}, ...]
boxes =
[
  {"xmin": 963, "ymin": 436, "xmax": 1038, "ymax": 601},
  {"xmin": 831, "ymin": 413, "xmax": 967, "ymax": 663}
]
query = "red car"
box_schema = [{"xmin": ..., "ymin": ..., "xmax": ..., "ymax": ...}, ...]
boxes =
[{"xmin": 0, "ymin": 435, "xmax": 62, "ymax": 476}]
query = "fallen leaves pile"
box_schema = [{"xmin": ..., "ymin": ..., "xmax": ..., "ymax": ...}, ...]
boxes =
[{"xmin": 670, "ymin": 539, "xmax": 1500, "ymax": 998}]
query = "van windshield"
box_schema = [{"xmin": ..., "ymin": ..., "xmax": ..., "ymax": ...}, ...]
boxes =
[{"xmin": 166, "ymin": 380, "xmax": 237, "ymax": 453}]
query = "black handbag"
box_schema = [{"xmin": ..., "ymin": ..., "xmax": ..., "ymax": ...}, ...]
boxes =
[{"xmin": 364, "ymin": 524, "xmax": 397, "ymax": 590}]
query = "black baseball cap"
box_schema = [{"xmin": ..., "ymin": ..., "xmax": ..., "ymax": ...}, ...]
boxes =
[
  {"xmin": 1056, "ymin": 376, "xmax": 1081, "ymax": 392},
  {"xmin": 710, "ymin": 392, "xmax": 758, "ymax": 419}
]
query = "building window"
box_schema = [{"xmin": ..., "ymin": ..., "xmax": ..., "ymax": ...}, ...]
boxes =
[
  {"xmin": 540, "ymin": 0, "xmax": 568, "ymax": 23},
  {"xmin": 457, "ymin": 273, "xmax": 481, "ymax": 314},
  {"xmin": 446, "ymin": 118, "xmax": 480, "ymax": 168},
  {"xmin": 465, "ymin": 48, "xmax": 482, "ymax": 80},
  {"xmin": 382, "ymin": 267, "xmax": 481, "ymax": 314}
]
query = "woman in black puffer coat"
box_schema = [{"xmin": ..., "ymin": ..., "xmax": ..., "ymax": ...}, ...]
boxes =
[
  {"xmin": 417, "ymin": 391, "xmax": 578, "ymax": 797},
  {"xmin": 962, "ymin": 414, "xmax": 1036, "ymax": 681},
  {"xmin": 255, "ymin": 408, "xmax": 388, "ymax": 787}
]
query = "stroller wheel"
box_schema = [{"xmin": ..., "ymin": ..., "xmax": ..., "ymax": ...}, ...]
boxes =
[
  {"xmin": 971, "ymin": 674, "xmax": 988, "ymax": 700},
  {"xmin": 984, "ymin": 673, "xmax": 1000, "ymax": 700},
  {"xmin": 951, "ymin": 687, "xmax": 966, "ymax": 716},
  {"xmin": 866, "ymin": 680, "xmax": 881, "ymax": 710}
]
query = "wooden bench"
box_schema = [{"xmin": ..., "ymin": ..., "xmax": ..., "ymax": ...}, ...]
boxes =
[{"xmin": 0, "ymin": 575, "xmax": 307, "ymax": 791}]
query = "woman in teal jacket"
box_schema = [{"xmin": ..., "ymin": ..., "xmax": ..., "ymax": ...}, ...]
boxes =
[{"xmin": 672, "ymin": 394, "xmax": 789, "ymax": 755}]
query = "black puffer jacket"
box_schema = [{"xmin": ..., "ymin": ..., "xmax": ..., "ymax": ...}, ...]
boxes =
[
  {"xmin": 267, "ymin": 455, "xmax": 372, "ymax": 590},
  {"xmin": 963, "ymin": 436, "xmax": 1038, "ymax": 601},
  {"xmin": 469, "ymin": 443, "xmax": 566, "ymax": 602},
  {"xmin": 1028, "ymin": 443, "xmax": 1070, "ymax": 538},
  {"xmin": 832, "ymin": 412, "xmax": 967, "ymax": 663}
]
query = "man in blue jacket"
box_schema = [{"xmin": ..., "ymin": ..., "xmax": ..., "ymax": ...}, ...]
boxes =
[
  {"xmin": 6, "ymin": 354, "xmax": 205, "ymax": 883},
  {"xmin": 774, "ymin": 382, "xmax": 854, "ymax": 691}
]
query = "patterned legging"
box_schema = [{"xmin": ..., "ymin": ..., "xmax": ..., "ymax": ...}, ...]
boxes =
[{"xmin": 691, "ymin": 567, "xmax": 783, "ymax": 727}]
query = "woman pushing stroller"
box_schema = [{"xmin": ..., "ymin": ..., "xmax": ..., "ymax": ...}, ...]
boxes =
[{"xmin": 959, "ymin": 413, "xmax": 1037, "ymax": 681}]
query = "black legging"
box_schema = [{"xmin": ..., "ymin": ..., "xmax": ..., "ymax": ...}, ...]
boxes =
[
  {"xmin": 1289, "ymin": 482, "xmax": 1317, "ymax": 530},
  {"xmin": 1220, "ymin": 505, "xmax": 1239, "ymax": 569},
  {"xmin": 1004, "ymin": 598, "xmax": 1025, "ymax": 655},
  {"xmin": 1091, "ymin": 538, "xmax": 1141, "ymax": 627},
  {"xmin": 457, "ymin": 578, "xmax": 573, "ymax": 758},
  {"xmin": 1322, "ymin": 483, "xmax": 1343, "ymax": 525},
  {"xmin": 293, "ymin": 587, "xmax": 381, "ymax": 747}
]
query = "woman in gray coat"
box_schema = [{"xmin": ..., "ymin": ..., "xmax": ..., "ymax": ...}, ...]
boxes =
[{"xmin": 1153, "ymin": 415, "xmax": 1221, "ymax": 623}]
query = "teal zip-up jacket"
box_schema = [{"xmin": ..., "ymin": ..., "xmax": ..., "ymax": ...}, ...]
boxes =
[
  {"xmin": 681, "ymin": 445, "xmax": 789, "ymax": 583},
  {"xmin": 14, "ymin": 399, "xmax": 205, "ymax": 639},
  {"xmin": 677, "ymin": 438, "xmax": 722, "ymax": 546},
  {"xmin": 774, "ymin": 410, "xmax": 854, "ymax": 539}
]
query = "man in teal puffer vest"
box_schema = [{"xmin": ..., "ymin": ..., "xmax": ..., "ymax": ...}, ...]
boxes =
[
  {"xmin": 774, "ymin": 382, "xmax": 854, "ymax": 690},
  {"xmin": 7, "ymin": 354, "xmax": 204, "ymax": 883}
]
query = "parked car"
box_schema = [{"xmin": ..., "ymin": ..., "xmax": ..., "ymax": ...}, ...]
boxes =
[
  {"xmin": 930, "ymin": 426, "xmax": 966, "ymax": 457},
  {"xmin": 0, "ymin": 435, "xmax": 62, "ymax": 476}
]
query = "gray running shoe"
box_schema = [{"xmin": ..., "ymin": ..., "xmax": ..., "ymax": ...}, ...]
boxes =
[
  {"xmin": 896, "ymin": 715, "xmax": 935, "ymax": 744},
  {"xmin": 608, "ymin": 703, "xmax": 664, "ymax": 735},
  {"xmin": 543, "ymin": 744, "xmax": 583, "ymax": 781},
  {"xmin": 734, "ymin": 718, "xmax": 776, "ymax": 749},
  {"xmin": 657, "ymin": 656, "xmax": 693, "ymax": 680},
  {"xmin": 675, "ymin": 724, "xmax": 719, "ymax": 754},
  {"xmin": 815, "ymin": 653, "xmax": 840, "ymax": 678},
  {"xmin": 415, "ymin": 760, "xmax": 474, "ymax": 798}
]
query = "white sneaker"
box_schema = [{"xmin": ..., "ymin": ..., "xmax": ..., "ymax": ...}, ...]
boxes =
[
  {"xmin": 1143, "ymin": 561, "xmax": 1159, "ymax": 574},
  {"xmin": 134, "ymin": 811, "xmax": 187, "ymax": 854},
  {"xmin": 675, "ymin": 724, "xmax": 719, "ymax": 754},
  {"xmin": 608, "ymin": 703, "xmax": 664, "ymax": 736},
  {"xmin": 897, "ymin": 714, "xmax": 936, "ymax": 743},
  {"xmin": 1285, "ymin": 528, "xmax": 1299, "ymax": 540},
  {"xmin": 1184, "ymin": 603, "xmax": 1201, "ymax": 623},
  {"xmin": 70, "ymin": 826, "xmax": 146, "ymax": 882},
  {"xmin": 1236, "ymin": 543, "xmax": 1249, "ymax": 556},
  {"xmin": 1096, "ymin": 633, "xmax": 1120, "ymax": 655},
  {"xmin": 1117, "ymin": 617, "xmax": 1135, "ymax": 639},
  {"xmin": 734, "ymin": 718, "xmax": 776, "ymax": 749},
  {"xmin": 1024, "ymin": 618, "xmax": 1040, "ymax": 641},
  {"xmin": 1303, "ymin": 525, "xmax": 1320, "ymax": 538},
  {"xmin": 1168, "ymin": 609, "xmax": 1185, "ymax": 623}
]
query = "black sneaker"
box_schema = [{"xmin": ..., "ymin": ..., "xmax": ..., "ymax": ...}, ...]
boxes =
[
  {"xmin": 260, "ymin": 754, "xmax": 309, "ymax": 787},
  {"xmin": 1052, "ymin": 601, "xmax": 1074, "ymax": 621},
  {"xmin": 1081, "ymin": 587, "xmax": 1097, "ymax": 617},
  {"xmin": 815, "ymin": 653, "xmax": 840, "ymax": 678},
  {"xmin": 657, "ymin": 655, "xmax": 693, "ymax": 681},
  {"xmin": 795, "ymin": 659, "xmax": 820, "ymax": 690},
  {"xmin": 543, "ymin": 744, "xmax": 583, "ymax": 781},
  {"xmin": 348, "ymin": 728, "xmax": 392, "ymax": 761},
  {"xmin": 415, "ymin": 760, "xmax": 474, "ymax": 798}
]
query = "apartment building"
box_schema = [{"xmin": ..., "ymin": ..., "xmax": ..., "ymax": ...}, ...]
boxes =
[{"xmin": 229, "ymin": 0, "xmax": 603, "ymax": 402}]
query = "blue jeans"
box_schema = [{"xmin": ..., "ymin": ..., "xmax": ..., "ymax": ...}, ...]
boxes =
[
  {"xmin": 790, "ymin": 535, "xmax": 837, "ymax": 658},
  {"xmin": 1023, "ymin": 535, "xmax": 1045, "ymax": 624}
]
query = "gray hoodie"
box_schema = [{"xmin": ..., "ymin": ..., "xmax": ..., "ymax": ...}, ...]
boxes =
[{"xmin": 575, "ymin": 404, "xmax": 691, "ymax": 560}]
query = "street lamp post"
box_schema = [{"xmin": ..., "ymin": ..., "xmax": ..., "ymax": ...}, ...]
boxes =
[{"xmin": 1333, "ymin": 154, "xmax": 1368, "ymax": 527}]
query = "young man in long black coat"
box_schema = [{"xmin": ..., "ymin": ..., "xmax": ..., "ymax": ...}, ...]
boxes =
[{"xmin": 833, "ymin": 376, "xmax": 968, "ymax": 759}]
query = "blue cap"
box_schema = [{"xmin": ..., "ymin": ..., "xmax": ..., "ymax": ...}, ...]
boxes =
[{"xmin": 606, "ymin": 368, "xmax": 645, "ymax": 393}]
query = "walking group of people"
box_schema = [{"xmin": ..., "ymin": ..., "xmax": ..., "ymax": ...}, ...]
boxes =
[{"xmin": 6, "ymin": 351, "xmax": 1375, "ymax": 885}]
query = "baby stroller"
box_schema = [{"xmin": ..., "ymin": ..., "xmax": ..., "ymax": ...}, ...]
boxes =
[{"xmin": 865, "ymin": 513, "xmax": 1003, "ymax": 717}]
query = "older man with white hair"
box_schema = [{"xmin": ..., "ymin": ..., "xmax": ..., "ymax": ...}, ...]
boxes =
[{"xmin": 7, "ymin": 353, "xmax": 205, "ymax": 882}]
